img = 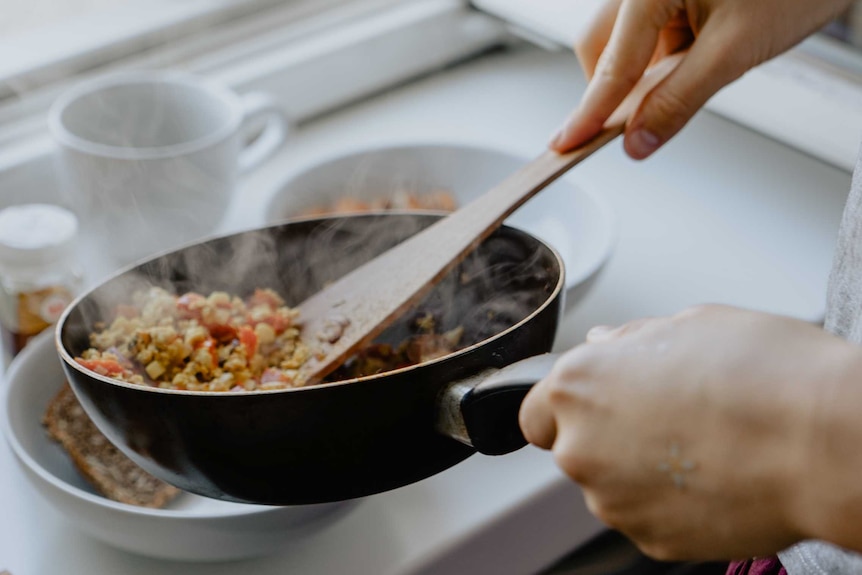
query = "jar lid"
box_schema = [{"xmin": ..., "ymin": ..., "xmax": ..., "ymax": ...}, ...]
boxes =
[{"xmin": 0, "ymin": 204, "xmax": 79, "ymax": 268}]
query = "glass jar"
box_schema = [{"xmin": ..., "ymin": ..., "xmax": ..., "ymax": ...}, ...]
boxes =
[{"xmin": 0, "ymin": 204, "xmax": 83, "ymax": 367}]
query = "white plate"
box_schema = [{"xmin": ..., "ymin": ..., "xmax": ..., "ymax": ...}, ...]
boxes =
[
  {"xmin": 265, "ymin": 143, "xmax": 617, "ymax": 309},
  {"xmin": 0, "ymin": 331, "xmax": 357, "ymax": 562}
]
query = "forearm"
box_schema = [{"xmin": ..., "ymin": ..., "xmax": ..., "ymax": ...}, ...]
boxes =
[{"xmin": 790, "ymin": 341, "xmax": 862, "ymax": 551}]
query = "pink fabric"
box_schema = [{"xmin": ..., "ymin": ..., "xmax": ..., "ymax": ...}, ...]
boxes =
[{"xmin": 726, "ymin": 557, "xmax": 786, "ymax": 575}]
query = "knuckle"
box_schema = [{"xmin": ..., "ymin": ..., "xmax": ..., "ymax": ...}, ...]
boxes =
[
  {"xmin": 544, "ymin": 357, "xmax": 600, "ymax": 407},
  {"xmin": 652, "ymin": 0, "xmax": 687, "ymax": 30},
  {"xmin": 574, "ymin": 0, "xmax": 620, "ymax": 66},
  {"xmin": 552, "ymin": 346, "xmax": 597, "ymax": 382},
  {"xmin": 616, "ymin": 317, "xmax": 652, "ymax": 336},
  {"xmin": 594, "ymin": 49, "xmax": 643, "ymax": 89},
  {"xmin": 574, "ymin": 38, "xmax": 602, "ymax": 70},
  {"xmin": 552, "ymin": 432, "xmax": 603, "ymax": 484},
  {"xmin": 675, "ymin": 303, "xmax": 711, "ymax": 318},
  {"xmin": 553, "ymin": 447, "xmax": 594, "ymax": 484},
  {"xmin": 582, "ymin": 491, "xmax": 618, "ymax": 527},
  {"xmin": 546, "ymin": 378, "xmax": 574, "ymax": 407},
  {"xmin": 585, "ymin": 324, "xmax": 613, "ymax": 341},
  {"xmin": 710, "ymin": 27, "xmax": 760, "ymax": 79},
  {"xmin": 611, "ymin": 316, "xmax": 667, "ymax": 339},
  {"xmin": 583, "ymin": 492, "xmax": 637, "ymax": 533}
]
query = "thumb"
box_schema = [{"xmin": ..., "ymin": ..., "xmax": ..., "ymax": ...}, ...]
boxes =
[{"xmin": 624, "ymin": 27, "xmax": 747, "ymax": 159}]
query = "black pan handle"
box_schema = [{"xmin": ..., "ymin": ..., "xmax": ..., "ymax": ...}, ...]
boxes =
[{"xmin": 436, "ymin": 353, "xmax": 561, "ymax": 455}]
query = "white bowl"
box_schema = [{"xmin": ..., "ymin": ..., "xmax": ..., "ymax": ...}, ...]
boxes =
[
  {"xmin": 0, "ymin": 331, "xmax": 357, "ymax": 562},
  {"xmin": 265, "ymin": 143, "xmax": 617, "ymax": 309}
]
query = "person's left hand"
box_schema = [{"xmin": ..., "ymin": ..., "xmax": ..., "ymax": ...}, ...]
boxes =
[{"xmin": 519, "ymin": 304, "xmax": 857, "ymax": 561}]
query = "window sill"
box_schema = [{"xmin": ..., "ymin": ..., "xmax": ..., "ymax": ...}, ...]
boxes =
[
  {"xmin": 0, "ymin": 0, "xmax": 350, "ymax": 99},
  {"xmin": 0, "ymin": 0, "xmax": 509, "ymax": 207},
  {"xmin": 474, "ymin": 0, "xmax": 862, "ymax": 172}
]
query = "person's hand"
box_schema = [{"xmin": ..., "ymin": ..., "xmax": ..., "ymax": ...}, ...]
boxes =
[
  {"xmin": 550, "ymin": 0, "xmax": 854, "ymax": 159},
  {"xmin": 519, "ymin": 304, "xmax": 862, "ymax": 561}
]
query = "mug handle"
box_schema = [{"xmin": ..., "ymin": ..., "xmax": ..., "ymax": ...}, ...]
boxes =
[{"xmin": 238, "ymin": 92, "xmax": 289, "ymax": 173}]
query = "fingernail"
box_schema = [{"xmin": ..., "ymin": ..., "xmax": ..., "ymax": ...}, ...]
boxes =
[
  {"xmin": 628, "ymin": 128, "xmax": 661, "ymax": 158},
  {"xmin": 587, "ymin": 325, "xmax": 614, "ymax": 342}
]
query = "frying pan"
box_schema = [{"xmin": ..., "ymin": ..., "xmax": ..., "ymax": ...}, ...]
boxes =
[{"xmin": 56, "ymin": 213, "xmax": 563, "ymax": 505}]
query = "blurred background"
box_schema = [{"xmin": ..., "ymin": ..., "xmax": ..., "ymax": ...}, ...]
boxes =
[
  {"xmin": 2, "ymin": 0, "xmax": 125, "ymax": 37},
  {"xmin": 1, "ymin": 1, "xmax": 862, "ymax": 574},
  {"xmin": 827, "ymin": 0, "xmax": 862, "ymax": 48},
  {"xmin": 10, "ymin": 0, "xmax": 862, "ymax": 46}
]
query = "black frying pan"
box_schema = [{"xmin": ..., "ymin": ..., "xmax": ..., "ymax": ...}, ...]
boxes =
[{"xmin": 56, "ymin": 213, "xmax": 563, "ymax": 505}]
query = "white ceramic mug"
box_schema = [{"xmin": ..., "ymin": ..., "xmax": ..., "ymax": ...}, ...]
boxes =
[{"xmin": 49, "ymin": 70, "xmax": 288, "ymax": 266}]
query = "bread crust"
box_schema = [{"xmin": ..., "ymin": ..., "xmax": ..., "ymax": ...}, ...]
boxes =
[{"xmin": 43, "ymin": 384, "xmax": 180, "ymax": 508}]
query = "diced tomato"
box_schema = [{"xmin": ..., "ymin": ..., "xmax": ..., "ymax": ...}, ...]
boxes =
[
  {"xmin": 245, "ymin": 311, "xmax": 288, "ymax": 334},
  {"xmin": 238, "ymin": 325, "xmax": 258, "ymax": 358},
  {"xmin": 194, "ymin": 337, "xmax": 219, "ymax": 367},
  {"xmin": 258, "ymin": 313, "xmax": 290, "ymax": 335},
  {"xmin": 205, "ymin": 322, "xmax": 237, "ymax": 342},
  {"xmin": 76, "ymin": 358, "xmax": 129, "ymax": 377},
  {"xmin": 176, "ymin": 293, "xmax": 205, "ymax": 320},
  {"xmin": 246, "ymin": 289, "xmax": 283, "ymax": 309}
]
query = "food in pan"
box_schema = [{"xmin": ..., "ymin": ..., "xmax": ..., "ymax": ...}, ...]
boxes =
[
  {"xmin": 329, "ymin": 314, "xmax": 464, "ymax": 381},
  {"xmin": 297, "ymin": 190, "xmax": 457, "ymax": 217},
  {"xmin": 76, "ymin": 287, "xmax": 310, "ymax": 391},
  {"xmin": 75, "ymin": 286, "xmax": 466, "ymax": 391},
  {"xmin": 44, "ymin": 383, "xmax": 181, "ymax": 508}
]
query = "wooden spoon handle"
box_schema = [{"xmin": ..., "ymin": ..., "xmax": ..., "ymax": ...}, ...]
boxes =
[
  {"xmin": 443, "ymin": 123, "xmax": 625, "ymax": 239},
  {"xmin": 295, "ymin": 126, "xmax": 622, "ymax": 385},
  {"xmin": 296, "ymin": 54, "xmax": 683, "ymax": 385}
]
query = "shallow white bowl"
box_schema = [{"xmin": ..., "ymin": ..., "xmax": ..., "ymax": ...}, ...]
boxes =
[
  {"xmin": 0, "ymin": 331, "xmax": 357, "ymax": 562},
  {"xmin": 265, "ymin": 143, "xmax": 617, "ymax": 309}
]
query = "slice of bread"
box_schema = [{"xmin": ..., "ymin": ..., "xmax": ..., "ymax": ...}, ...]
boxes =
[{"xmin": 43, "ymin": 383, "xmax": 181, "ymax": 508}]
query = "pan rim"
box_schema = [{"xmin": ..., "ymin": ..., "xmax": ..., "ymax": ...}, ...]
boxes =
[{"xmin": 56, "ymin": 211, "xmax": 565, "ymax": 396}]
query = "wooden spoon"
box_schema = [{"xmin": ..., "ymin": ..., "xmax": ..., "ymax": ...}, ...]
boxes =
[{"xmin": 296, "ymin": 54, "xmax": 683, "ymax": 385}]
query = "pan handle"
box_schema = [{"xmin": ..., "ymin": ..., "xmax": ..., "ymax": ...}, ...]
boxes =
[{"xmin": 436, "ymin": 353, "xmax": 561, "ymax": 456}]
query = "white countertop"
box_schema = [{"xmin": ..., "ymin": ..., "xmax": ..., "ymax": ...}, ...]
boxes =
[{"xmin": 0, "ymin": 43, "xmax": 853, "ymax": 574}]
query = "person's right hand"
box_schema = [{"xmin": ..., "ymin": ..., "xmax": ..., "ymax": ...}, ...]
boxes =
[
  {"xmin": 519, "ymin": 305, "xmax": 862, "ymax": 560},
  {"xmin": 550, "ymin": 0, "xmax": 855, "ymax": 159}
]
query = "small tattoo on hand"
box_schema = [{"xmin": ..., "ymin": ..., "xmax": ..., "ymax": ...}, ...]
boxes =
[{"xmin": 657, "ymin": 442, "xmax": 697, "ymax": 489}]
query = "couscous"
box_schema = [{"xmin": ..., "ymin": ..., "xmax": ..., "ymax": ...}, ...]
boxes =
[{"xmin": 76, "ymin": 287, "xmax": 310, "ymax": 391}]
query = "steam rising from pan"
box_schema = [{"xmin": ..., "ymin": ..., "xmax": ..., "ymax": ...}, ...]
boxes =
[
  {"xmin": 64, "ymin": 213, "xmax": 557, "ymax": 385},
  {"xmin": 56, "ymin": 213, "xmax": 562, "ymax": 504}
]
